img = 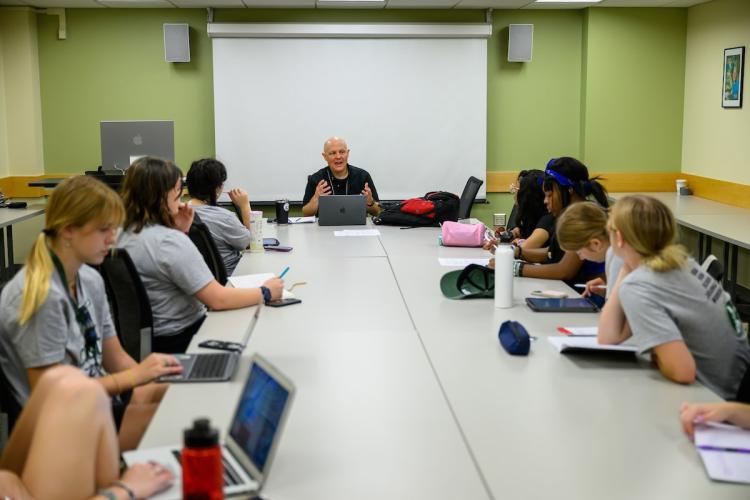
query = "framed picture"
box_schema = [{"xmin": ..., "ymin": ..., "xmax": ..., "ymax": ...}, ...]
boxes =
[{"xmin": 722, "ymin": 46, "xmax": 745, "ymax": 108}]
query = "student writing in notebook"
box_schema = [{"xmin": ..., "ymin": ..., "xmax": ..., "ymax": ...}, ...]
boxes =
[
  {"xmin": 0, "ymin": 366, "xmax": 173, "ymax": 500},
  {"xmin": 680, "ymin": 401, "xmax": 750, "ymax": 438},
  {"xmin": 600, "ymin": 195, "xmax": 750, "ymax": 398},
  {"xmin": 186, "ymin": 158, "xmax": 252, "ymax": 276},
  {"xmin": 0, "ymin": 176, "xmax": 183, "ymax": 450},
  {"xmin": 117, "ymin": 157, "xmax": 284, "ymax": 354}
]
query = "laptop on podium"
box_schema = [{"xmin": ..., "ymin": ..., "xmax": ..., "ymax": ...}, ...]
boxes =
[
  {"xmin": 124, "ymin": 354, "xmax": 296, "ymax": 499},
  {"xmin": 318, "ymin": 195, "xmax": 367, "ymax": 226}
]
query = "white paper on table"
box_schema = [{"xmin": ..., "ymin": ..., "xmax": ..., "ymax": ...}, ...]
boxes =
[
  {"xmin": 547, "ymin": 336, "xmax": 638, "ymax": 353},
  {"xmin": 228, "ymin": 273, "xmax": 296, "ymax": 299},
  {"xmin": 333, "ymin": 229, "xmax": 381, "ymax": 237},
  {"xmin": 288, "ymin": 216, "xmax": 316, "ymax": 224},
  {"xmin": 557, "ymin": 326, "xmax": 598, "ymax": 336},
  {"xmin": 695, "ymin": 422, "xmax": 750, "ymax": 451},
  {"xmin": 698, "ymin": 449, "xmax": 750, "ymax": 484},
  {"xmin": 438, "ymin": 258, "xmax": 490, "ymax": 268}
]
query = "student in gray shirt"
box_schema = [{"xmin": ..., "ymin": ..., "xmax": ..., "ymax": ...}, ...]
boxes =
[
  {"xmin": 0, "ymin": 176, "xmax": 183, "ymax": 450},
  {"xmin": 600, "ymin": 195, "xmax": 750, "ymax": 400},
  {"xmin": 185, "ymin": 158, "xmax": 253, "ymax": 276},
  {"xmin": 118, "ymin": 157, "xmax": 284, "ymax": 354}
]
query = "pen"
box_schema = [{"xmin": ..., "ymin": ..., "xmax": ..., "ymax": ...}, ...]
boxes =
[
  {"xmin": 697, "ymin": 445, "xmax": 750, "ymax": 454},
  {"xmin": 278, "ymin": 266, "xmax": 290, "ymax": 279},
  {"xmin": 574, "ymin": 284, "xmax": 607, "ymax": 289}
]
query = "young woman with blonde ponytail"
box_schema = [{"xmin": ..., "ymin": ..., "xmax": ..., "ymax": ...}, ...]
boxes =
[
  {"xmin": 0, "ymin": 176, "xmax": 183, "ymax": 450},
  {"xmin": 600, "ymin": 195, "xmax": 750, "ymax": 399}
]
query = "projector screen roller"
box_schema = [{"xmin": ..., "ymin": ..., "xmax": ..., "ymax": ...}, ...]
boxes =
[{"xmin": 212, "ymin": 35, "xmax": 487, "ymax": 203}]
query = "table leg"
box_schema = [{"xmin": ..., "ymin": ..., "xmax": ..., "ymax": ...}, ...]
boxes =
[
  {"xmin": 723, "ymin": 241, "xmax": 731, "ymax": 290},
  {"xmin": 0, "ymin": 228, "xmax": 6, "ymax": 282},
  {"xmin": 731, "ymin": 245, "xmax": 739, "ymax": 302},
  {"xmin": 698, "ymin": 233, "xmax": 705, "ymax": 262},
  {"xmin": 6, "ymin": 225, "xmax": 13, "ymax": 277},
  {"xmin": 705, "ymin": 235, "xmax": 713, "ymax": 262}
]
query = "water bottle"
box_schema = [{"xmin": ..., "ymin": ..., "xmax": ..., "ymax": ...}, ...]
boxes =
[
  {"xmin": 248, "ymin": 210, "xmax": 264, "ymax": 253},
  {"xmin": 182, "ymin": 418, "xmax": 223, "ymax": 500},
  {"xmin": 494, "ymin": 240, "xmax": 514, "ymax": 309}
]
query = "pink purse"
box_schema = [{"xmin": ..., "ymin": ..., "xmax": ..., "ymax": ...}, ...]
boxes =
[{"xmin": 441, "ymin": 221, "xmax": 485, "ymax": 247}]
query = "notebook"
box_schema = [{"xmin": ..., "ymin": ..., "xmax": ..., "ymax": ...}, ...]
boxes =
[
  {"xmin": 158, "ymin": 307, "xmax": 260, "ymax": 383},
  {"xmin": 124, "ymin": 354, "xmax": 296, "ymax": 499},
  {"xmin": 318, "ymin": 195, "xmax": 367, "ymax": 226}
]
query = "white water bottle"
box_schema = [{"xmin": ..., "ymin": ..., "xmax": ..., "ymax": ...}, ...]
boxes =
[
  {"xmin": 494, "ymin": 242, "xmax": 514, "ymax": 309},
  {"xmin": 248, "ymin": 210, "xmax": 264, "ymax": 253}
]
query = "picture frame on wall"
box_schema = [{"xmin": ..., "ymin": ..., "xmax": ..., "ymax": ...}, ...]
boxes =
[{"xmin": 722, "ymin": 46, "xmax": 744, "ymax": 108}]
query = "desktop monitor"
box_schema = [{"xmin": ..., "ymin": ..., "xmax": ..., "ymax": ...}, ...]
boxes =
[{"xmin": 100, "ymin": 120, "xmax": 175, "ymax": 172}]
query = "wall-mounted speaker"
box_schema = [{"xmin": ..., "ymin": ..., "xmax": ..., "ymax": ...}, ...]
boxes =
[
  {"xmin": 508, "ymin": 24, "xmax": 533, "ymax": 63},
  {"xmin": 164, "ymin": 23, "xmax": 190, "ymax": 63}
]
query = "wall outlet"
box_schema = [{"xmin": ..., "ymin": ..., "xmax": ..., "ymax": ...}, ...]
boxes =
[{"xmin": 493, "ymin": 213, "xmax": 506, "ymax": 227}]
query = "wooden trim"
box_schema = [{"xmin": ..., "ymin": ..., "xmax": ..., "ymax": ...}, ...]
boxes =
[
  {"xmin": 486, "ymin": 171, "xmax": 682, "ymax": 193},
  {"xmin": 0, "ymin": 174, "xmax": 76, "ymax": 198},
  {"xmin": 682, "ymin": 174, "xmax": 750, "ymax": 210}
]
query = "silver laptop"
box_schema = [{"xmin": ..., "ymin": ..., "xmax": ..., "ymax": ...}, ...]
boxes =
[
  {"xmin": 100, "ymin": 120, "xmax": 174, "ymax": 173},
  {"xmin": 318, "ymin": 195, "xmax": 367, "ymax": 226},
  {"xmin": 159, "ymin": 307, "xmax": 260, "ymax": 383},
  {"xmin": 124, "ymin": 354, "xmax": 295, "ymax": 500}
]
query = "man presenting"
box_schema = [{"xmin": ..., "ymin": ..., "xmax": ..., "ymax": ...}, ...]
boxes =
[{"xmin": 301, "ymin": 137, "xmax": 381, "ymax": 216}]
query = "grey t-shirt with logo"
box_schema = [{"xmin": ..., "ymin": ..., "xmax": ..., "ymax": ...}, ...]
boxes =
[
  {"xmin": 618, "ymin": 258, "xmax": 750, "ymax": 399},
  {"xmin": 193, "ymin": 205, "xmax": 252, "ymax": 276},
  {"xmin": 0, "ymin": 265, "xmax": 115, "ymax": 406},
  {"xmin": 118, "ymin": 224, "xmax": 214, "ymax": 337}
]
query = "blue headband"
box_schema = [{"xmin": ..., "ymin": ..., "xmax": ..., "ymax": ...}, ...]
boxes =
[{"xmin": 538, "ymin": 159, "xmax": 576, "ymax": 189}]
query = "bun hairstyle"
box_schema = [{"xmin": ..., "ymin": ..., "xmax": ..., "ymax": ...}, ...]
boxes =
[
  {"xmin": 608, "ymin": 195, "xmax": 687, "ymax": 272},
  {"xmin": 186, "ymin": 158, "xmax": 228, "ymax": 206},
  {"xmin": 515, "ymin": 169, "xmax": 546, "ymax": 239},
  {"xmin": 542, "ymin": 157, "xmax": 609, "ymax": 209},
  {"xmin": 20, "ymin": 176, "xmax": 124, "ymax": 325},
  {"xmin": 556, "ymin": 202, "xmax": 609, "ymax": 252},
  {"xmin": 122, "ymin": 156, "xmax": 183, "ymax": 233}
]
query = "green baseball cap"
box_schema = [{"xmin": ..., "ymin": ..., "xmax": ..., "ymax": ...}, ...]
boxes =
[{"xmin": 440, "ymin": 264, "xmax": 495, "ymax": 299}]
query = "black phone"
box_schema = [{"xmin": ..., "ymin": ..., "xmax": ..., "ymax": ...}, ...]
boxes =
[
  {"xmin": 525, "ymin": 297, "xmax": 599, "ymax": 313},
  {"xmin": 197, "ymin": 339, "xmax": 244, "ymax": 352},
  {"xmin": 266, "ymin": 298, "xmax": 302, "ymax": 307},
  {"xmin": 264, "ymin": 245, "xmax": 293, "ymax": 252},
  {"xmin": 263, "ymin": 238, "xmax": 280, "ymax": 246}
]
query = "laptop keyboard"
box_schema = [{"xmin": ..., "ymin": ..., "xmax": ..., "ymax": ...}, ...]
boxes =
[
  {"xmin": 171, "ymin": 450, "xmax": 244, "ymax": 487},
  {"xmin": 190, "ymin": 353, "xmax": 232, "ymax": 379}
]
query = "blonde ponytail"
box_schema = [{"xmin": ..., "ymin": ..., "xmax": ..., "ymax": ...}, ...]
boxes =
[
  {"xmin": 642, "ymin": 244, "xmax": 688, "ymax": 273},
  {"xmin": 19, "ymin": 233, "xmax": 54, "ymax": 325}
]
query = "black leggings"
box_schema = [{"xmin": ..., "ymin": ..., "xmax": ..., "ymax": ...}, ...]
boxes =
[{"xmin": 151, "ymin": 315, "xmax": 206, "ymax": 354}]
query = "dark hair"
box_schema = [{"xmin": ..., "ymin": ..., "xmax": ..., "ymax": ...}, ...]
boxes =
[
  {"xmin": 122, "ymin": 156, "xmax": 183, "ymax": 233},
  {"xmin": 542, "ymin": 157, "xmax": 609, "ymax": 208},
  {"xmin": 515, "ymin": 169, "xmax": 546, "ymax": 239},
  {"xmin": 186, "ymin": 158, "xmax": 227, "ymax": 206}
]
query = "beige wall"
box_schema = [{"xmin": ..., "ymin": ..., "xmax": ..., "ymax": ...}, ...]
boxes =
[
  {"xmin": 682, "ymin": 0, "xmax": 750, "ymax": 183},
  {"xmin": 0, "ymin": 7, "xmax": 44, "ymax": 177}
]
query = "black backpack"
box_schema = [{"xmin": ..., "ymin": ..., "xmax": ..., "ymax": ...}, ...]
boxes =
[{"xmin": 373, "ymin": 191, "xmax": 460, "ymax": 227}]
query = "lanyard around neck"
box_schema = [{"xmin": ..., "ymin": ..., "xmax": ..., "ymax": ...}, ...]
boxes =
[
  {"xmin": 326, "ymin": 168, "xmax": 349, "ymax": 196},
  {"xmin": 49, "ymin": 250, "xmax": 80, "ymax": 307}
]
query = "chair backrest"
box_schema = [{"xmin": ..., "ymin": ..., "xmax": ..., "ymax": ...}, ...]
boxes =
[
  {"xmin": 701, "ymin": 254, "xmax": 725, "ymax": 283},
  {"xmin": 188, "ymin": 217, "xmax": 228, "ymax": 286},
  {"xmin": 458, "ymin": 176, "xmax": 484, "ymax": 219},
  {"xmin": 0, "ymin": 361, "xmax": 21, "ymax": 448},
  {"xmin": 98, "ymin": 249, "xmax": 153, "ymax": 361}
]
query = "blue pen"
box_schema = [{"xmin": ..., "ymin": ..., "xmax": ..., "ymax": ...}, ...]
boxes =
[
  {"xmin": 697, "ymin": 445, "xmax": 750, "ymax": 454},
  {"xmin": 278, "ymin": 266, "xmax": 290, "ymax": 279}
]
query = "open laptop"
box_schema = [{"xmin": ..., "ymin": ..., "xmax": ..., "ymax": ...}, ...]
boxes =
[
  {"xmin": 159, "ymin": 307, "xmax": 260, "ymax": 383},
  {"xmin": 318, "ymin": 195, "xmax": 367, "ymax": 226},
  {"xmin": 124, "ymin": 354, "xmax": 295, "ymax": 500},
  {"xmin": 100, "ymin": 120, "xmax": 174, "ymax": 173}
]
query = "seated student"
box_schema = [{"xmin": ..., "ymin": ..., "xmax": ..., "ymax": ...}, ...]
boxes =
[
  {"xmin": 186, "ymin": 158, "xmax": 252, "ymax": 276},
  {"xmin": 499, "ymin": 157, "xmax": 609, "ymax": 285},
  {"xmin": 600, "ymin": 195, "xmax": 750, "ymax": 399},
  {"xmin": 0, "ymin": 365, "xmax": 173, "ymax": 500},
  {"xmin": 486, "ymin": 169, "xmax": 548, "ymax": 251},
  {"xmin": 0, "ymin": 176, "xmax": 183, "ymax": 450},
  {"xmin": 301, "ymin": 136, "xmax": 381, "ymax": 217},
  {"xmin": 117, "ymin": 157, "xmax": 284, "ymax": 354},
  {"xmin": 680, "ymin": 401, "xmax": 750, "ymax": 439}
]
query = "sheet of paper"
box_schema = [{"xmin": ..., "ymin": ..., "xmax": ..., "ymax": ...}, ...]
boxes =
[
  {"xmin": 288, "ymin": 216, "xmax": 316, "ymax": 224},
  {"xmin": 557, "ymin": 326, "xmax": 598, "ymax": 336},
  {"xmin": 333, "ymin": 229, "xmax": 381, "ymax": 237},
  {"xmin": 547, "ymin": 336, "xmax": 638, "ymax": 353},
  {"xmin": 228, "ymin": 273, "xmax": 296, "ymax": 299},
  {"xmin": 698, "ymin": 450, "xmax": 750, "ymax": 484},
  {"xmin": 695, "ymin": 422, "xmax": 750, "ymax": 450},
  {"xmin": 438, "ymin": 258, "xmax": 490, "ymax": 268}
]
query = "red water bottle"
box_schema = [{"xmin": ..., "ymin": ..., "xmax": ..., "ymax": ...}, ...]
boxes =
[{"xmin": 182, "ymin": 418, "xmax": 223, "ymax": 500}]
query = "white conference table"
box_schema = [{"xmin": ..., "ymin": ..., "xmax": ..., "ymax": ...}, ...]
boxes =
[
  {"xmin": 142, "ymin": 221, "xmax": 747, "ymax": 499},
  {"xmin": 0, "ymin": 205, "xmax": 45, "ymax": 282}
]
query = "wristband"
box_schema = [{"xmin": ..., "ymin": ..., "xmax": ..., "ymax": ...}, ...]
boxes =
[
  {"xmin": 125, "ymin": 369, "xmax": 137, "ymax": 390},
  {"xmin": 260, "ymin": 285, "xmax": 272, "ymax": 304},
  {"xmin": 113, "ymin": 481, "xmax": 136, "ymax": 500},
  {"xmin": 513, "ymin": 260, "xmax": 525, "ymax": 277}
]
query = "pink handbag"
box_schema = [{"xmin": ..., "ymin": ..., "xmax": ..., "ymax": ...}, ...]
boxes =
[{"xmin": 441, "ymin": 221, "xmax": 485, "ymax": 247}]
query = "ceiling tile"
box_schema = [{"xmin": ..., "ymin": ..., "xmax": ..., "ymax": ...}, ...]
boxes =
[
  {"xmin": 96, "ymin": 0, "xmax": 176, "ymax": 6},
  {"xmin": 455, "ymin": 0, "xmax": 533, "ymax": 9},
  {"xmin": 598, "ymin": 0, "xmax": 669, "ymax": 6},
  {"xmin": 386, "ymin": 0, "xmax": 459, "ymax": 8},
  {"xmin": 21, "ymin": 0, "xmax": 102, "ymax": 5},
  {"xmin": 317, "ymin": 0, "xmax": 385, "ymax": 7},
  {"xmin": 243, "ymin": 0, "xmax": 315, "ymax": 6},
  {"xmin": 169, "ymin": 0, "xmax": 243, "ymax": 6}
]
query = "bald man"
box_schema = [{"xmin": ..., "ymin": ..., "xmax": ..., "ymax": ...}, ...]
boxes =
[{"xmin": 301, "ymin": 137, "xmax": 381, "ymax": 217}]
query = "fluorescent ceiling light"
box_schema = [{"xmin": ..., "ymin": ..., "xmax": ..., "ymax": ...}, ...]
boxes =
[
  {"xmin": 318, "ymin": 0, "xmax": 385, "ymax": 3},
  {"xmin": 535, "ymin": 0, "xmax": 603, "ymax": 3}
]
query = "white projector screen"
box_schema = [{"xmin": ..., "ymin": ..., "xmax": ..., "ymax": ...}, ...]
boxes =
[{"xmin": 212, "ymin": 33, "xmax": 487, "ymax": 203}]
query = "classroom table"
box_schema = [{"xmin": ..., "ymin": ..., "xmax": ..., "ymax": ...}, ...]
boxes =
[
  {"xmin": 0, "ymin": 206, "xmax": 45, "ymax": 282},
  {"xmin": 140, "ymin": 221, "xmax": 747, "ymax": 499}
]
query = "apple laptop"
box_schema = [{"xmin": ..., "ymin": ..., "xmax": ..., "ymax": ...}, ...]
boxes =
[{"xmin": 318, "ymin": 195, "xmax": 367, "ymax": 226}]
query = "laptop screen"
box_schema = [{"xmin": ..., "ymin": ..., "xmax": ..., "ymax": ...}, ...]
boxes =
[{"xmin": 228, "ymin": 361, "xmax": 290, "ymax": 473}]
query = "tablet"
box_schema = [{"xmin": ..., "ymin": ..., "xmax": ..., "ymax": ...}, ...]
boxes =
[{"xmin": 525, "ymin": 297, "xmax": 599, "ymax": 313}]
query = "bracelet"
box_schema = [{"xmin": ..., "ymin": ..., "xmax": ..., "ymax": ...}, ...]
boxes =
[
  {"xmin": 97, "ymin": 488, "xmax": 118, "ymax": 500},
  {"xmin": 513, "ymin": 260, "xmax": 525, "ymax": 277},
  {"xmin": 113, "ymin": 481, "xmax": 136, "ymax": 500},
  {"xmin": 125, "ymin": 369, "xmax": 137, "ymax": 390}
]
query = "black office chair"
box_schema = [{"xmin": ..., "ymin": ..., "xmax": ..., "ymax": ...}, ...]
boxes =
[
  {"xmin": 188, "ymin": 216, "xmax": 228, "ymax": 286},
  {"xmin": 0, "ymin": 361, "xmax": 21, "ymax": 445},
  {"xmin": 97, "ymin": 249, "xmax": 154, "ymax": 361},
  {"xmin": 458, "ymin": 176, "xmax": 484, "ymax": 219},
  {"xmin": 701, "ymin": 255, "xmax": 725, "ymax": 283}
]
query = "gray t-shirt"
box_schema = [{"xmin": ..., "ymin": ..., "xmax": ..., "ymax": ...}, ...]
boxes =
[
  {"xmin": 605, "ymin": 247, "xmax": 624, "ymax": 299},
  {"xmin": 118, "ymin": 224, "xmax": 214, "ymax": 337},
  {"xmin": 0, "ymin": 265, "xmax": 116, "ymax": 406},
  {"xmin": 193, "ymin": 205, "xmax": 252, "ymax": 276},
  {"xmin": 619, "ymin": 258, "xmax": 750, "ymax": 399}
]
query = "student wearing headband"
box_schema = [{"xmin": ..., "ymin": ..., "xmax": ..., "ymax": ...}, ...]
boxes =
[{"xmin": 0, "ymin": 176, "xmax": 183, "ymax": 451}]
